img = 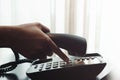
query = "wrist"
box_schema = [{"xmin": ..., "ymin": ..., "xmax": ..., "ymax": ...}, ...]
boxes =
[{"xmin": 0, "ymin": 25, "xmax": 20, "ymax": 47}]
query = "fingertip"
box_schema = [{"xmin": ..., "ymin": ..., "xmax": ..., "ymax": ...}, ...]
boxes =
[{"xmin": 63, "ymin": 56, "xmax": 69, "ymax": 64}]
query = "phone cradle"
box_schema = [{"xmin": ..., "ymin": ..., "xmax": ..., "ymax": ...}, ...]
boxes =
[{"xmin": 26, "ymin": 53, "xmax": 106, "ymax": 80}]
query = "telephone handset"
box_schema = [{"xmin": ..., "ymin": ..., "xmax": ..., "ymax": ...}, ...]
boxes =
[
  {"xmin": 0, "ymin": 33, "xmax": 106, "ymax": 80},
  {"xmin": 47, "ymin": 33, "xmax": 87, "ymax": 56}
]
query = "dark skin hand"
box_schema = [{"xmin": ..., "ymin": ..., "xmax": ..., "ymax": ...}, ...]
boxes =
[{"xmin": 0, "ymin": 23, "xmax": 69, "ymax": 63}]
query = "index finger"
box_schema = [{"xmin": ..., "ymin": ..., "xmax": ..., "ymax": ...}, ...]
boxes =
[{"xmin": 46, "ymin": 37, "xmax": 69, "ymax": 63}]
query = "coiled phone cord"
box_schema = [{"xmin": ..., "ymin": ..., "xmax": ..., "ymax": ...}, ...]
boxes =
[
  {"xmin": 0, "ymin": 49, "xmax": 32, "ymax": 74},
  {"xmin": 0, "ymin": 49, "xmax": 52, "ymax": 74}
]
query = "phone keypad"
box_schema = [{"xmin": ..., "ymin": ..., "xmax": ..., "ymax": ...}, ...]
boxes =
[
  {"xmin": 53, "ymin": 62, "xmax": 58, "ymax": 68},
  {"xmin": 45, "ymin": 63, "xmax": 52, "ymax": 69},
  {"xmin": 32, "ymin": 56, "xmax": 103, "ymax": 72},
  {"xmin": 39, "ymin": 64, "xmax": 44, "ymax": 71}
]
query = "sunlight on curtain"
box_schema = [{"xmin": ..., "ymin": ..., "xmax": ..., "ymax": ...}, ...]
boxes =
[
  {"xmin": 0, "ymin": 0, "xmax": 12, "ymax": 24},
  {"xmin": 12, "ymin": 0, "xmax": 51, "ymax": 28},
  {"xmin": 99, "ymin": 0, "xmax": 120, "ymax": 79}
]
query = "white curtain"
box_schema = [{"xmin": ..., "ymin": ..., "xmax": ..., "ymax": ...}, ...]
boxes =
[{"xmin": 0, "ymin": 0, "xmax": 120, "ymax": 79}]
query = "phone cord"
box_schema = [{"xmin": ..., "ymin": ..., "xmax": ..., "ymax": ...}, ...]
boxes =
[{"xmin": 0, "ymin": 49, "xmax": 32, "ymax": 74}]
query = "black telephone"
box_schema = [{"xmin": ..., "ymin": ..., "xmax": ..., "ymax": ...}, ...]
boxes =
[{"xmin": 0, "ymin": 33, "xmax": 106, "ymax": 80}]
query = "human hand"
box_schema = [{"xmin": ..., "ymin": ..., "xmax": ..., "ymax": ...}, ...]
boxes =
[{"xmin": 8, "ymin": 23, "xmax": 69, "ymax": 62}]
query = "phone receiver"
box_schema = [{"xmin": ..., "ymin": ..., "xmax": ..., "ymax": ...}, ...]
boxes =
[{"xmin": 47, "ymin": 33, "xmax": 87, "ymax": 56}]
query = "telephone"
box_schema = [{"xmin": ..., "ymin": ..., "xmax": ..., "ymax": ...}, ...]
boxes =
[{"xmin": 0, "ymin": 33, "xmax": 106, "ymax": 80}]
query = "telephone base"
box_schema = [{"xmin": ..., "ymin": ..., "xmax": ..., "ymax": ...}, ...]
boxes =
[{"xmin": 26, "ymin": 53, "xmax": 106, "ymax": 80}]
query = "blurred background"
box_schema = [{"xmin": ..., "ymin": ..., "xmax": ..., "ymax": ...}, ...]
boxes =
[{"xmin": 0, "ymin": 0, "xmax": 120, "ymax": 80}]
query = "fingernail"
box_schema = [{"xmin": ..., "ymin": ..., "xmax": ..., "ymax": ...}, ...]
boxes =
[{"xmin": 64, "ymin": 57, "xmax": 69, "ymax": 64}]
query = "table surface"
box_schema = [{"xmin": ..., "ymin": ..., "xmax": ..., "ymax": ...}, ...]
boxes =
[
  {"xmin": 0, "ymin": 50, "xmax": 120, "ymax": 80},
  {"xmin": 0, "ymin": 57, "xmax": 109, "ymax": 80},
  {"xmin": 1, "ymin": 63, "xmax": 118, "ymax": 80},
  {"xmin": 0, "ymin": 63, "xmax": 108, "ymax": 80}
]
